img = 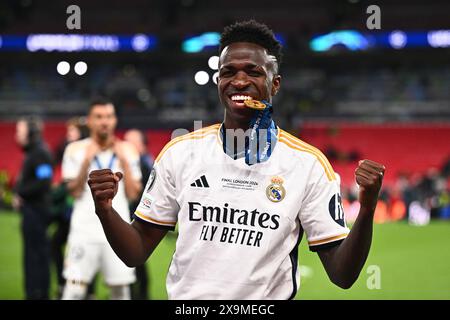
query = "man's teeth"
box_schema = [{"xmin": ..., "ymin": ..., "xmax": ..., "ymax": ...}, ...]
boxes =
[{"xmin": 231, "ymin": 95, "xmax": 252, "ymax": 102}]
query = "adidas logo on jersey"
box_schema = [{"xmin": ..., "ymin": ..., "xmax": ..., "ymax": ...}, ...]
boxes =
[{"xmin": 191, "ymin": 175, "xmax": 210, "ymax": 188}]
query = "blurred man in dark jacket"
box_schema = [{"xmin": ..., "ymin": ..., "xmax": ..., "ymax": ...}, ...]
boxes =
[{"xmin": 13, "ymin": 116, "xmax": 54, "ymax": 300}]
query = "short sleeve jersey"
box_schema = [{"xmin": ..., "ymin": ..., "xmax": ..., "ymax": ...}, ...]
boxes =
[
  {"xmin": 134, "ymin": 124, "xmax": 349, "ymax": 299},
  {"xmin": 62, "ymin": 138, "xmax": 141, "ymax": 243}
]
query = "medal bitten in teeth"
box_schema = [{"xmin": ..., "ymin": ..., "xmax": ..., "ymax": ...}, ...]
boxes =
[
  {"xmin": 229, "ymin": 94, "xmax": 267, "ymax": 110},
  {"xmin": 244, "ymin": 99, "xmax": 267, "ymax": 110}
]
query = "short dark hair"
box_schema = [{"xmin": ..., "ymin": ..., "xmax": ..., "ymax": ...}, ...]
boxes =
[
  {"xmin": 88, "ymin": 96, "xmax": 114, "ymax": 114},
  {"xmin": 19, "ymin": 115, "xmax": 43, "ymax": 143},
  {"xmin": 219, "ymin": 20, "xmax": 282, "ymax": 71}
]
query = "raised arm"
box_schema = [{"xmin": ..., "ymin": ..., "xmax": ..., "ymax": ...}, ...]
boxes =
[
  {"xmin": 88, "ymin": 169, "xmax": 167, "ymax": 267},
  {"xmin": 317, "ymin": 159, "xmax": 385, "ymax": 289}
]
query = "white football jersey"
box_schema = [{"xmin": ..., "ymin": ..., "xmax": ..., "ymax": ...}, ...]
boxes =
[
  {"xmin": 134, "ymin": 124, "xmax": 349, "ymax": 300},
  {"xmin": 62, "ymin": 138, "xmax": 141, "ymax": 243}
]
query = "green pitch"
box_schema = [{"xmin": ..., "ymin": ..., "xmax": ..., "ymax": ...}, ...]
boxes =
[{"xmin": 1, "ymin": 210, "xmax": 449, "ymax": 299}]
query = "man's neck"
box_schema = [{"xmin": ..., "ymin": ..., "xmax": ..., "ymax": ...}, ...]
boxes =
[
  {"xmin": 93, "ymin": 135, "xmax": 114, "ymax": 150},
  {"xmin": 223, "ymin": 114, "xmax": 251, "ymax": 131}
]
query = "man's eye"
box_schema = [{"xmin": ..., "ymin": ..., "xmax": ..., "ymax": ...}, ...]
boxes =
[
  {"xmin": 220, "ymin": 71, "xmax": 232, "ymax": 77},
  {"xmin": 248, "ymin": 71, "xmax": 262, "ymax": 77}
]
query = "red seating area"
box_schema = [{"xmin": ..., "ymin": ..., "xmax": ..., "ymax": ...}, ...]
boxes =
[
  {"xmin": 0, "ymin": 122, "xmax": 65, "ymax": 185},
  {"xmin": 1, "ymin": 121, "xmax": 449, "ymax": 189},
  {"xmin": 0, "ymin": 121, "xmax": 172, "ymax": 186},
  {"xmin": 297, "ymin": 123, "xmax": 450, "ymax": 187}
]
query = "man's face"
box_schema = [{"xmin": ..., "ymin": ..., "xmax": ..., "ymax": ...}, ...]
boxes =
[
  {"xmin": 87, "ymin": 104, "xmax": 117, "ymax": 141},
  {"xmin": 15, "ymin": 120, "xmax": 28, "ymax": 147},
  {"xmin": 66, "ymin": 124, "xmax": 81, "ymax": 143},
  {"xmin": 218, "ymin": 42, "xmax": 281, "ymax": 122}
]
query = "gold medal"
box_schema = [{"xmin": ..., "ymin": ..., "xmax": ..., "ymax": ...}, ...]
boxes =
[{"xmin": 244, "ymin": 99, "xmax": 267, "ymax": 110}]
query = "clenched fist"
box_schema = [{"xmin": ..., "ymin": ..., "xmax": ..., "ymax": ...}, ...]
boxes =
[
  {"xmin": 88, "ymin": 169, "xmax": 123, "ymax": 214},
  {"xmin": 355, "ymin": 159, "xmax": 386, "ymax": 212}
]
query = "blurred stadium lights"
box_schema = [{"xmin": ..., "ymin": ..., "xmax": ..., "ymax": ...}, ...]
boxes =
[
  {"xmin": 131, "ymin": 34, "xmax": 151, "ymax": 52},
  {"xmin": 428, "ymin": 30, "xmax": 450, "ymax": 48},
  {"xmin": 183, "ymin": 33, "xmax": 285, "ymax": 53},
  {"xmin": 208, "ymin": 56, "xmax": 219, "ymax": 70},
  {"xmin": 56, "ymin": 61, "xmax": 70, "ymax": 75},
  {"xmin": 310, "ymin": 30, "xmax": 371, "ymax": 51},
  {"xmin": 182, "ymin": 32, "xmax": 221, "ymax": 53},
  {"xmin": 1, "ymin": 31, "xmax": 447, "ymax": 53},
  {"xmin": 27, "ymin": 34, "xmax": 120, "ymax": 52},
  {"xmin": 388, "ymin": 31, "xmax": 407, "ymax": 49},
  {"xmin": 74, "ymin": 61, "xmax": 88, "ymax": 75},
  {"xmin": 310, "ymin": 30, "xmax": 450, "ymax": 52},
  {"xmin": 194, "ymin": 71, "xmax": 209, "ymax": 85},
  {"xmin": 212, "ymin": 71, "xmax": 219, "ymax": 85},
  {"xmin": 0, "ymin": 34, "xmax": 157, "ymax": 52}
]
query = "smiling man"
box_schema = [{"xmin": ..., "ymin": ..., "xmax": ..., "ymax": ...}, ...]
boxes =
[
  {"xmin": 87, "ymin": 20, "xmax": 386, "ymax": 299},
  {"xmin": 219, "ymin": 40, "xmax": 280, "ymax": 128}
]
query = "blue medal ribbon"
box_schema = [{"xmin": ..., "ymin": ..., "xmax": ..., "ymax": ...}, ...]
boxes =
[
  {"xmin": 245, "ymin": 100, "xmax": 277, "ymax": 165},
  {"xmin": 94, "ymin": 153, "xmax": 116, "ymax": 170},
  {"xmin": 222, "ymin": 100, "xmax": 277, "ymax": 165}
]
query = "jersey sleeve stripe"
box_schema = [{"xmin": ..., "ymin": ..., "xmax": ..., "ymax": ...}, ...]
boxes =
[
  {"xmin": 134, "ymin": 210, "xmax": 177, "ymax": 226},
  {"xmin": 308, "ymin": 233, "xmax": 348, "ymax": 246},
  {"xmin": 279, "ymin": 136, "xmax": 335, "ymax": 181},
  {"xmin": 133, "ymin": 214, "xmax": 176, "ymax": 231},
  {"xmin": 155, "ymin": 124, "xmax": 220, "ymax": 163},
  {"xmin": 309, "ymin": 238, "xmax": 345, "ymax": 252},
  {"xmin": 279, "ymin": 131, "xmax": 336, "ymax": 180},
  {"xmin": 155, "ymin": 129, "xmax": 217, "ymax": 163}
]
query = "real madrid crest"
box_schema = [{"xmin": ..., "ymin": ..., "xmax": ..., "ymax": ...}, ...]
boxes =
[{"xmin": 266, "ymin": 176, "xmax": 286, "ymax": 202}]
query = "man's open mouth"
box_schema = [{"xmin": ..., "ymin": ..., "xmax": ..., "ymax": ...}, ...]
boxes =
[{"xmin": 229, "ymin": 94, "xmax": 255, "ymax": 107}]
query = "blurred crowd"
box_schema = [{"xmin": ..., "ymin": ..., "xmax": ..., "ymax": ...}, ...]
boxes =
[
  {"xmin": 342, "ymin": 160, "xmax": 450, "ymax": 225},
  {"xmin": 1, "ymin": 64, "xmax": 449, "ymax": 128}
]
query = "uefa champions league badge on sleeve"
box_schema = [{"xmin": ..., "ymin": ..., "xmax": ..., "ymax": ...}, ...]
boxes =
[
  {"xmin": 266, "ymin": 176, "xmax": 286, "ymax": 202},
  {"xmin": 146, "ymin": 168, "xmax": 157, "ymax": 193}
]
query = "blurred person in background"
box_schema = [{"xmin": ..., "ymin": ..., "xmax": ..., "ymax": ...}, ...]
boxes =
[
  {"xmin": 54, "ymin": 117, "xmax": 89, "ymax": 163},
  {"xmin": 13, "ymin": 116, "xmax": 54, "ymax": 300},
  {"xmin": 124, "ymin": 129, "xmax": 154, "ymax": 300},
  {"xmin": 61, "ymin": 97, "xmax": 142, "ymax": 300},
  {"xmin": 50, "ymin": 117, "xmax": 89, "ymax": 298}
]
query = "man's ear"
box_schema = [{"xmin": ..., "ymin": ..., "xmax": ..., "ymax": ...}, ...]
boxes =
[{"xmin": 271, "ymin": 75, "xmax": 281, "ymax": 96}]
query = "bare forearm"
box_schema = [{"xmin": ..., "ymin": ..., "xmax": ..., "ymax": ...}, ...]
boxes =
[
  {"xmin": 323, "ymin": 206, "xmax": 374, "ymax": 288},
  {"xmin": 319, "ymin": 159, "xmax": 384, "ymax": 289},
  {"xmin": 96, "ymin": 207, "xmax": 148, "ymax": 267}
]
